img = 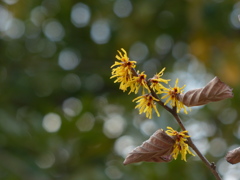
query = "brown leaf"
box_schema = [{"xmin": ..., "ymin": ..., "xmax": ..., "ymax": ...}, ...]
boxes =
[
  {"xmin": 226, "ymin": 147, "xmax": 240, "ymax": 164},
  {"xmin": 178, "ymin": 76, "xmax": 233, "ymax": 107},
  {"xmin": 123, "ymin": 129, "xmax": 175, "ymax": 165}
]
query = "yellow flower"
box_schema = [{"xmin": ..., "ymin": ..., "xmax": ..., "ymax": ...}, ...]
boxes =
[
  {"xmin": 149, "ymin": 67, "xmax": 170, "ymax": 94},
  {"xmin": 133, "ymin": 94, "xmax": 160, "ymax": 119},
  {"xmin": 161, "ymin": 78, "xmax": 188, "ymax": 114},
  {"xmin": 128, "ymin": 71, "xmax": 150, "ymax": 95},
  {"xmin": 110, "ymin": 48, "xmax": 137, "ymax": 91},
  {"xmin": 166, "ymin": 127, "xmax": 195, "ymax": 161}
]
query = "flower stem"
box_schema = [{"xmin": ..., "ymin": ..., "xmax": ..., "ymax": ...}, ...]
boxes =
[
  {"xmin": 146, "ymin": 80, "xmax": 222, "ymax": 180},
  {"xmin": 171, "ymin": 111, "xmax": 222, "ymax": 180}
]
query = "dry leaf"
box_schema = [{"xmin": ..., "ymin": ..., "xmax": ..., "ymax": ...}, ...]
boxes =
[
  {"xmin": 178, "ymin": 76, "xmax": 233, "ymax": 107},
  {"xmin": 123, "ymin": 129, "xmax": 175, "ymax": 165},
  {"xmin": 226, "ymin": 147, "xmax": 240, "ymax": 164}
]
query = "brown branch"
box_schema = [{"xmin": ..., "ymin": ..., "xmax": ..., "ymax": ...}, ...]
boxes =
[
  {"xmin": 145, "ymin": 79, "xmax": 222, "ymax": 180},
  {"xmin": 129, "ymin": 67, "xmax": 222, "ymax": 179},
  {"xmin": 172, "ymin": 112, "xmax": 222, "ymax": 180}
]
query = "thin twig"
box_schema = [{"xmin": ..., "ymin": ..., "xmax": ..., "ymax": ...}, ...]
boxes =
[
  {"xmin": 146, "ymin": 79, "xmax": 222, "ymax": 180},
  {"xmin": 172, "ymin": 112, "xmax": 222, "ymax": 180},
  {"xmin": 131, "ymin": 67, "xmax": 221, "ymax": 179}
]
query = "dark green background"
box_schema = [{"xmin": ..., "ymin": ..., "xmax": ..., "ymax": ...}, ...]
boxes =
[{"xmin": 0, "ymin": 0, "xmax": 240, "ymax": 179}]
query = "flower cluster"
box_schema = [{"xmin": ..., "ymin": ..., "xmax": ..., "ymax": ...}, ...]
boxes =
[
  {"xmin": 166, "ymin": 127, "xmax": 195, "ymax": 161},
  {"xmin": 110, "ymin": 48, "xmax": 136, "ymax": 92},
  {"xmin": 133, "ymin": 94, "xmax": 160, "ymax": 119},
  {"xmin": 110, "ymin": 48, "xmax": 188, "ymax": 118},
  {"xmin": 161, "ymin": 78, "xmax": 188, "ymax": 114}
]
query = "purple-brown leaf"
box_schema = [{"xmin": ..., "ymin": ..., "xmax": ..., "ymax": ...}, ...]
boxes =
[
  {"xmin": 123, "ymin": 129, "xmax": 175, "ymax": 165},
  {"xmin": 178, "ymin": 76, "xmax": 233, "ymax": 107},
  {"xmin": 226, "ymin": 147, "xmax": 240, "ymax": 164}
]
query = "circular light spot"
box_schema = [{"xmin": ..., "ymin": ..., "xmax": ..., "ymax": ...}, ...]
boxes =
[
  {"xmin": 42, "ymin": 113, "xmax": 61, "ymax": 133},
  {"xmin": 58, "ymin": 148, "xmax": 70, "ymax": 163},
  {"xmin": 43, "ymin": 19, "xmax": 65, "ymax": 41},
  {"xmin": 42, "ymin": 0, "xmax": 61, "ymax": 16},
  {"xmin": 113, "ymin": 0, "xmax": 132, "ymax": 18},
  {"xmin": 62, "ymin": 97, "xmax": 82, "ymax": 117},
  {"xmin": 223, "ymin": 170, "xmax": 240, "ymax": 180},
  {"xmin": 58, "ymin": 49, "xmax": 80, "ymax": 70},
  {"xmin": 84, "ymin": 74, "xmax": 104, "ymax": 92},
  {"xmin": 25, "ymin": 37, "xmax": 45, "ymax": 53},
  {"xmin": 105, "ymin": 166, "xmax": 123, "ymax": 179},
  {"xmin": 158, "ymin": 11, "xmax": 174, "ymax": 29},
  {"xmin": 62, "ymin": 73, "xmax": 81, "ymax": 92},
  {"xmin": 140, "ymin": 120, "xmax": 158, "ymax": 136},
  {"xmin": 5, "ymin": 18, "xmax": 25, "ymax": 39},
  {"xmin": 230, "ymin": 8, "xmax": 240, "ymax": 29},
  {"xmin": 155, "ymin": 34, "xmax": 173, "ymax": 55},
  {"xmin": 41, "ymin": 40, "xmax": 57, "ymax": 58},
  {"xmin": 209, "ymin": 138, "xmax": 227, "ymax": 157},
  {"xmin": 129, "ymin": 42, "xmax": 149, "ymax": 63},
  {"xmin": 71, "ymin": 3, "xmax": 91, "ymax": 27},
  {"xmin": 193, "ymin": 138, "xmax": 209, "ymax": 155},
  {"xmin": 25, "ymin": 22, "xmax": 41, "ymax": 38},
  {"xmin": 30, "ymin": 6, "xmax": 47, "ymax": 26},
  {"xmin": 218, "ymin": 108, "xmax": 237, "ymax": 124},
  {"xmin": 103, "ymin": 114, "xmax": 125, "ymax": 138},
  {"xmin": 2, "ymin": 0, "xmax": 18, "ymax": 5},
  {"xmin": 172, "ymin": 42, "xmax": 189, "ymax": 60},
  {"xmin": 90, "ymin": 19, "xmax": 110, "ymax": 44},
  {"xmin": 35, "ymin": 152, "xmax": 55, "ymax": 169},
  {"xmin": 142, "ymin": 58, "xmax": 160, "ymax": 76},
  {"xmin": 0, "ymin": 5, "xmax": 12, "ymax": 32},
  {"xmin": 114, "ymin": 135, "xmax": 135, "ymax": 158},
  {"xmin": 76, "ymin": 112, "xmax": 95, "ymax": 132},
  {"xmin": 187, "ymin": 121, "xmax": 216, "ymax": 139}
]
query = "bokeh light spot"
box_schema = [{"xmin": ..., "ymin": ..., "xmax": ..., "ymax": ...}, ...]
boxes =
[
  {"xmin": 41, "ymin": 40, "xmax": 57, "ymax": 58},
  {"xmin": 158, "ymin": 11, "xmax": 174, "ymax": 29},
  {"xmin": 42, "ymin": 113, "xmax": 61, "ymax": 133},
  {"xmin": 2, "ymin": 0, "xmax": 18, "ymax": 5},
  {"xmin": 105, "ymin": 165, "xmax": 123, "ymax": 179},
  {"xmin": 209, "ymin": 138, "xmax": 227, "ymax": 157},
  {"xmin": 62, "ymin": 73, "xmax": 81, "ymax": 92},
  {"xmin": 103, "ymin": 114, "xmax": 126, "ymax": 138},
  {"xmin": 43, "ymin": 19, "xmax": 65, "ymax": 41},
  {"xmin": 0, "ymin": 6, "xmax": 12, "ymax": 33},
  {"xmin": 90, "ymin": 19, "xmax": 110, "ymax": 44},
  {"xmin": 25, "ymin": 21, "xmax": 41, "ymax": 38},
  {"xmin": 113, "ymin": 0, "xmax": 132, "ymax": 18},
  {"xmin": 5, "ymin": 18, "xmax": 25, "ymax": 39},
  {"xmin": 30, "ymin": 6, "xmax": 47, "ymax": 26},
  {"xmin": 58, "ymin": 49, "xmax": 80, "ymax": 70},
  {"xmin": 155, "ymin": 34, "xmax": 173, "ymax": 55},
  {"xmin": 142, "ymin": 58, "xmax": 159, "ymax": 76},
  {"xmin": 71, "ymin": 3, "xmax": 91, "ymax": 28},
  {"xmin": 172, "ymin": 42, "xmax": 189, "ymax": 60},
  {"xmin": 25, "ymin": 37, "xmax": 45, "ymax": 53},
  {"xmin": 84, "ymin": 74, "xmax": 104, "ymax": 92},
  {"xmin": 129, "ymin": 42, "xmax": 149, "ymax": 63},
  {"xmin": 76, "ymin": 112, "xmax": 95, "ymax": 132},
  {"xmin": 35, "ymin": 152, "xmax": 55, "ymax": 169},
  {"xmin": 229, "ymin": 7, "xmax": 240, "ymax": 29},
  {"xmin": 140, "ymin": 119, "xmax": 158, "ymax": 136},
  {"xmin": 62, "ymin": 97, "xmax": 82, "ymax": 117},
  {"xmin": 114, "ymin": 135, "xmax": 135, "ymax": 158},
  {"xmin": 218, "ymin": 108, "xmax": 237, "ymax": 124}
]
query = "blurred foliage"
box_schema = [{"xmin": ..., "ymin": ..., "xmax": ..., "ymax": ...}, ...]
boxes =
[{"xmin": 0, "ymin": 0, "xmax": 240, "ymax": 179}]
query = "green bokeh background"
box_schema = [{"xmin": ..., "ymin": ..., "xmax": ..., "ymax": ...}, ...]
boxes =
[{"xmin": 0, "ymin": 0, "xmax": 240, "ymax": 179}]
